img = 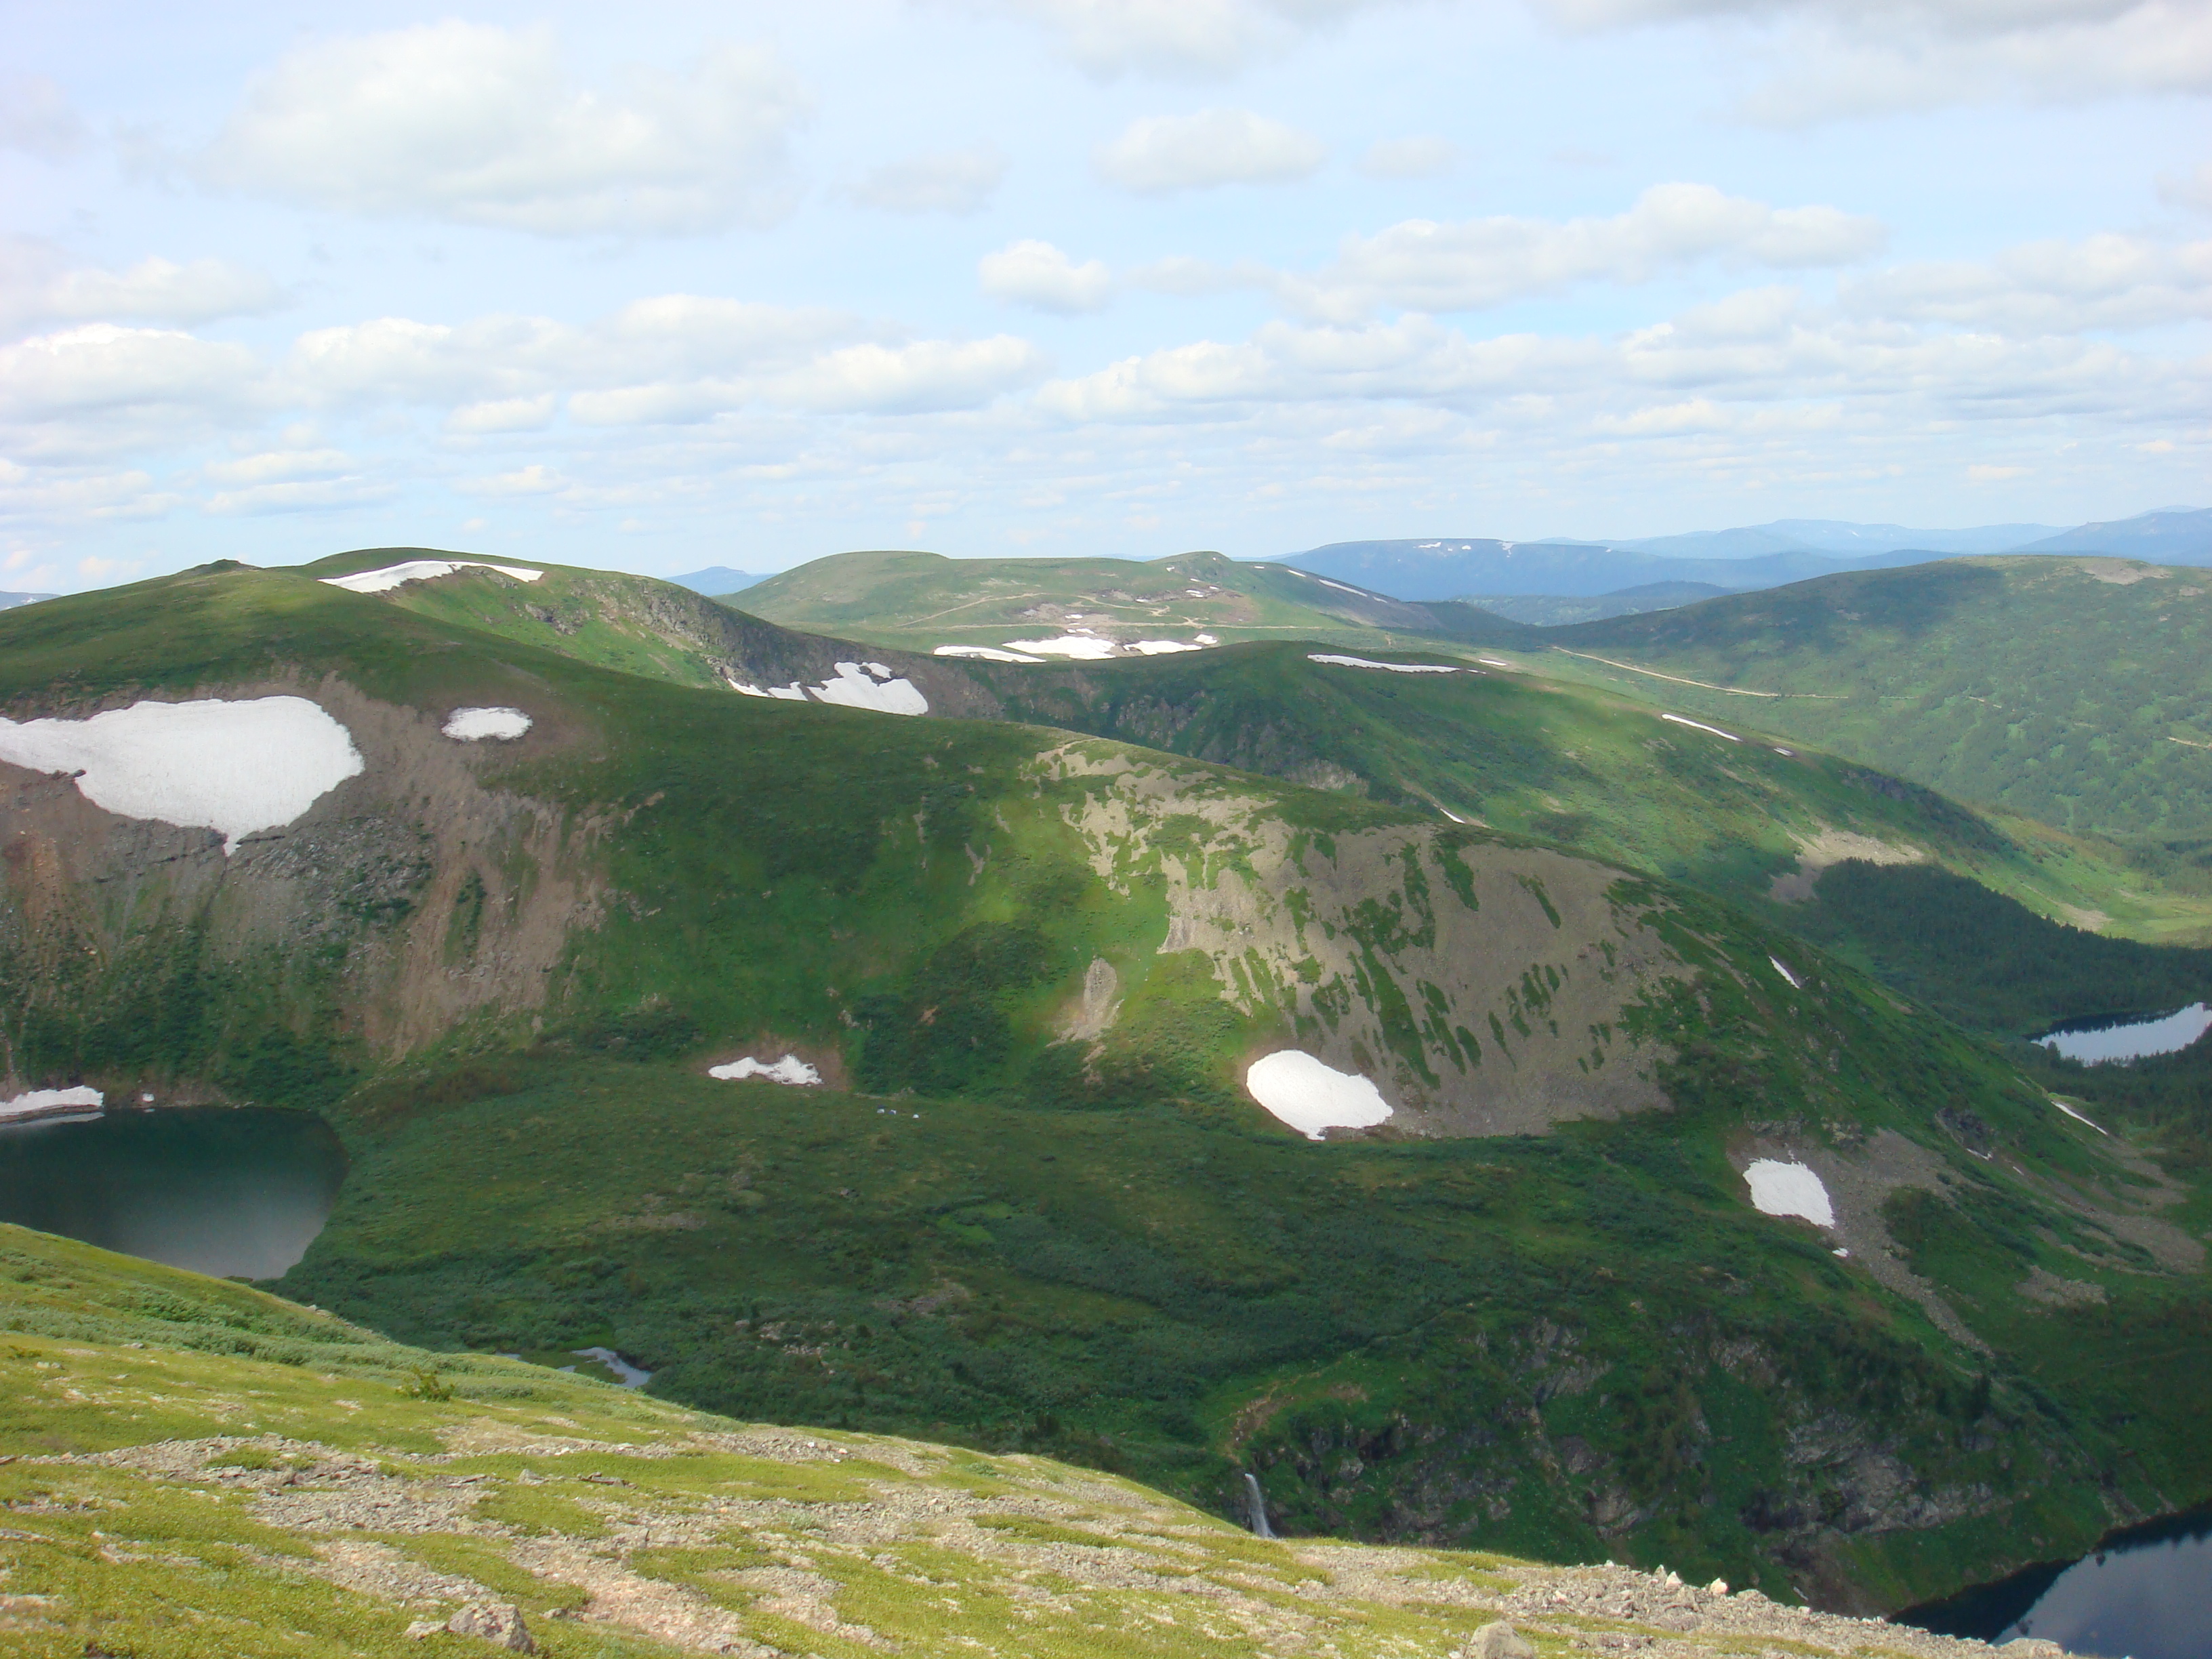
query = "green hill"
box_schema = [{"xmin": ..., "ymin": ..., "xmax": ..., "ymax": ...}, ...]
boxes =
[
  {"xmin": 0, "ymin": 561, "xmax": 2207, "ymax": 1612},
  {"xmin": 735, "ymin": 548, "xmax": 1526, "ymax": 656},
  {"xmin": 1544, "ymin": 556, "xmax": 2212, "ymax": 854},
  {"xmin": 3, "ymin": 1222, "xmax": 2098, "ymax": 1659}
]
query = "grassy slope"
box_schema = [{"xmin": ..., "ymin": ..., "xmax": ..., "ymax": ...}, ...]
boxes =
[
  {"xmin": 1, "ymin": 565, "xmax": 2207, "ymax": 1610},
  {"xmin": 1543, "ymin": 556, "xmax": 2212, "ymax": 853},
  {"xmin": 734, "ymin": 548, "xmax": 1525, "ymax": 655},
  {"xmin": 280, "ymin": 552, "xmax": 2200, "ymax": 978},
  {"xmin": 0, "ymin": 1223, "xmax": 1549, "ymax": 1659}
]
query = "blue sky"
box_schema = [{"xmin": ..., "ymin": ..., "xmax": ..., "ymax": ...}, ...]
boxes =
[{"xmin": 1, "ymin": 0, "xmax": 2205, "ymax": 591}]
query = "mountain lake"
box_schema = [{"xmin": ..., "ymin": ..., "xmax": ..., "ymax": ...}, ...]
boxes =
[
  {"xmin": 0, "ymin": 1105, "xmax": 347, "ymax": 1279},
  {"xmin": 2035, "ymin": 1002, "xmax": 2212, "ymax": 1064},
  {"xmin": 1900, "ymin": 1504, "xmax": 2212, "ymax": 1658}
]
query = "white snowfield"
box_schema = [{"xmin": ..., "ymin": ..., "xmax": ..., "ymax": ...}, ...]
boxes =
[
  {"xmin": 321, "ymin": 559, "xmax": 544, "ymax": 594},
  {"xmin": 1128, "ymin": 639, "xmax": 1200, "ymax": 655},
  {"xmin": 1661, "ymin": 713, "xmax": 1741, "ymax": 743},
  {"xmin": 442, "ymin": 707, "xmax": 533, "ymax": 741},
  {"xmin": 710, "ymin": 1055, "xmax": 822, "ymax": 1086},
  {"xmin": 935, "ymin": 645, "xmax": 1044, "ymax": 663},
  {"xmin": 1743, "ymin": 1160, "xmax": 1835, "ymax": 1227},
  {"xmin": 811, "ymin": 662, "xmax": 929, "ymax": 716},
  {"xmin": 1307, "ymin": 653, "xmax": 1464, "ymax": 674},
  {"xmin": 2049, "ymin": 1096, "xmax": 2110, "ymax": 1134},
  {"xmin": 729, "ymin": 664, "xmax": 928, "ymax": 715},
  {"xmin": 0, "ymin": 1086, "xmax": 104, "ymax": 1124},
  {"xmin": 1001, "ymin": 635, "xmax": 1121, "ymax": 660},
  {"xmin": 0, "ymin": 696, "xmax": 364, "ymax": 851},
  {"xmin": 1246, "ymin": 1050, "xmax": 1393, "ymax": 1140},
  {"xmin": 1769, "ymin": 956, "xmax": 1802, "ymax": 988}
]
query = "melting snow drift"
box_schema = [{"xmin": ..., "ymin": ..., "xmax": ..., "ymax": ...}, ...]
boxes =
[
  {"xmin": 710, "ymin": 1055, "xmax": 822, "ymax": 1086},
  {"xmin": 0, "ymin": 696, "xmax": 364, "ymax": 851},
  {"xmin": 1661, "ymin": 713, "xmax": 1741, "ymax": 743},
  {"xmin": 935, "ymin": 645, "xmax": 1044, "ymax": 663},
  {"xmin": 443, "ymin": 706, "xmax": 532, "ymax": 741},
  {"xmin": 323, "ymin": 559, "xmax": 543, "ymax": 594},
  {"xmin": 1307, "ymin": 654, "xmax": 1464, "ymax": 674},
  {"xmin": 1001, "ymin": 635, "xmax": 1121, "ymax": 660},
  {"xmin": 811, "ymin": 662, "xmax": 928, "ymax": 716},
  {"xmin": 1743, "ymin": 1160, "xmax": 1835, "ymax": 1227},
  {"xmin": 0, "ymin": 1086, "xmax": 104, "ymax": 1124},
  {"xmin": 1246, "ymin": 1051, "xmax": 1393, "ymax": 1140}
]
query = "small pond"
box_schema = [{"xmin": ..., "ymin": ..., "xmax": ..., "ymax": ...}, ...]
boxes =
[
  {"xmin": 2036, "ymin": 1002, "xmax": 2212, "ymax": 1065},
  {"xmin": 1900, "ymin": 1505, "xmax": 2212, "ymax": 1659},
  {"xmin": 0, "ymin": 1106, "xmax": 347, "ymax": 1279}
]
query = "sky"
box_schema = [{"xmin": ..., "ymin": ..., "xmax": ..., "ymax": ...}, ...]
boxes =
[{"xmin": 1, "ymin": 0, "xmax": 2206, "ymax": 593}]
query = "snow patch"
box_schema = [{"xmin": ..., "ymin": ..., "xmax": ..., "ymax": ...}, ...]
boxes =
[
  {"xmin": 2049, "ymin": 1096, "xmax": 2110, "ymax": 1135},
  {"xmin": 0, "ymin": 696, "xmax": 363, "ymax": 852},
  {"xmin": 1477, "ymin": 657, "xmax": 1513, "ymax": 668},
  {"xmin": 1313, "ymin": 577, "xmax": 1369, "ymax": 597},
  {"xmin": 1129, "ymin": 639, "xmax": 1200, "ymax": 655},
  {"xmin": 323, "ymin": 559, "xmax": 543, "ymax": 594},
  {"xmin": 1002, "ymin": 635, "xmax": 1121, "ymax": 660},
  {"xmin": 1744, "ymin": 1160, "xmax": 1834, "ymax": 1227},
  {"xmin": 0, "ymin": 1086, "xmax": 104, "ymax": 1124},
  {"xmin": 442, "ymin": 706, "xmax": 532, "ymax": 741},
  {"xmin": 1307, "ymin": 653, "xmax": 1462, "ymax": 674},
  {"xmin": 935, "ymin": 645, "xmax": 1045, "ymax": 663},
  {"xmin": 1661, "ymin": 713, "xmax": 1741, "ymax": 742},
  {"xmin": 1769, "ymin": 956, "xmax": 1801, "ymax": 988},
  {"xmin": 710, "ymin": 1054, "xmax": 822, "ymax": 1086},
  {"xmin": 863, "ymin": 662, "xmax": 894, "ymax": 678},
  {"xmin": 1195, "ymin": 633, "xmax": 1218, "ymax": 644},
  {"xmin": 1246, "ymin": 1051, "xmax": 1393, "ymax": 1140},
  {"xmin": 811, "ymin": 662, "xmax": 928, "ymax": 715}
]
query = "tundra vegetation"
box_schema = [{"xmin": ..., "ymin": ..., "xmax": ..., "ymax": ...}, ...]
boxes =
[{"xmin": 0, "ymin": 554, "xmax": 2203, "ymax": 1629}]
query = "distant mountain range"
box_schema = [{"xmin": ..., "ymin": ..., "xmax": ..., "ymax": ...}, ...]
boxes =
[
  {"xmin": 0, "ymin": 592, "xmax": 52, "ymax": 611},
  {"xmin": 1274, "ymin": 507, "xmax": 2212, "ymax": 601},
  {"xmin": 670, "ymin": 565, "xmax": 766, "ymax": 594}
]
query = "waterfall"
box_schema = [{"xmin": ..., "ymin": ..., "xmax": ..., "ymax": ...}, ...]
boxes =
[{"xmin": 1241, "ymin": 1472, "xmax": 1275, "ymax": 1539}]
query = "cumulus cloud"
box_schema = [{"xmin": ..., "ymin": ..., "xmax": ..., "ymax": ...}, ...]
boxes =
[
  {"xmin": 1357, "ymin": 136, "xmax": 1458, "ymax": 178},
  {"xmin": 847, "ymin": 145, "xmax": 1006, "ymax": 214},
  {"xmin": 1267, "ymin": 184, "xmax": 1885, "ymax": 319},
  {"xmin": 0, "ymin": 75, "xmax": 89, "ymax": 161},
  {"xmin": 990, "ymin": 0, "xmax": 1400, "ymax": 78},
  {"xmin": 0, "ymin": 325, "xmax": 264, "ymax": 422},
  {"xmin": 1841, "ymin": 233, "xmax": 2212, "ymax": 332},
  {"xmin": 0, "ymin": 239, "xmax": 284, "ymax": 334},
  {"xmin": 1530, "ymin": 0, "xmax": 2212, "ymax": 119},
  {"xmin": 190, "ymin": 22, "xmax": 808, "ymax": 235},
  {"xmin": 979, "ymin": 241, "xmax": 1117, "ymax": 312},
  {"xmin": 1096, "ymin": 108, "xmax": 1326, "ymax": 192}
]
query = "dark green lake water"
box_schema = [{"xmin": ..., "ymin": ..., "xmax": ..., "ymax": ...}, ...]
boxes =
[{"xmin": 0, "ymin": 1107, "xmax": 347, "ymax": 1279}]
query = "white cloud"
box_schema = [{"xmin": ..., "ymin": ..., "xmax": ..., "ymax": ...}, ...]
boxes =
[
  {"xmin": 991, "ymin": 0, "xmax": 1399, "ymax": 78},
  {"xmin": 1531, "ymin": 0, "xmax": 2212, "ymax": 119},
  {"xmin": 0, "ymin": 325, "xmax": 264, "ymax": 421},
  {"xmin": 1357, "ymin": 136, "xmax": 1458, "ymax": 179},
  {"xmin": 1841, "ymin": 234, "xmax": 2212, "ymax": 333},
  {"xmin": 458, "ymin": 464, "xmax": 566, "ymax": 496},
  {"xmin": 1095, "ymin": 108, "xmax": 1326, "ymax": 192},
  {"xmin": 0, "ymin": 239, "xmax": 283, "ymax": 334},
  {"xmin": 979, "ymin": 241, "xmax": 1117, "ymax": 312},
  {"xmin": 191, "ymin": 22, "xmax": 808, "ymax": 235},
  {"xmin": 200, "ymin": 449, "xmax": 353, "ymax": 487},
  {"xmin": 0, "ymin": 75, "xmax": 88, "ymax": 161},
  {"xmin": 204, "ymin": 477, "xmax": 397, "ymax": 516},
  {"xmin": 759, "ymin": 337, "xmax": 1051, "ymax": 413},
  {"xmin": 848, "ymin": 145, "xmax": 1006, "ymax": 214},
  {"xmin": 2160, "ymin": 161, "xmax": 2212, "ymax": 213},
  {"xmin": 445, "ymin": 394, "xmax": 558, "ymax": 434},
  {"xmin": 1276, "ymin": 184, "xmax": 1885, "ymax": 319}
]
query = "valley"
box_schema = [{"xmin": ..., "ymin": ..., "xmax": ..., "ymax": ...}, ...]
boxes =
[{"xmin": 0, "ymin": 546, "xmax": 2207, "ymax": 1648}]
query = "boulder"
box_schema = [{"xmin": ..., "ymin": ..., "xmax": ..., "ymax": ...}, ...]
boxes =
[
  {"xmin": 446, "ymin": 1603, "xmax": 536, "ymax": 1652},
  {"xmin": 1461, "ymin": 1621, "xmax": 1536, "ymax": 1659},
  {"xmin": 1998, "ymin": 1642, "xmax": 2066, "ymax": 1659}
]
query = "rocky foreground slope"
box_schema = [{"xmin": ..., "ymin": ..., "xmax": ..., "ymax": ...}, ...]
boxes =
[{"xmin": 0, "ymin": 1225, "xmax": 2072, "ymax": 1659}]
